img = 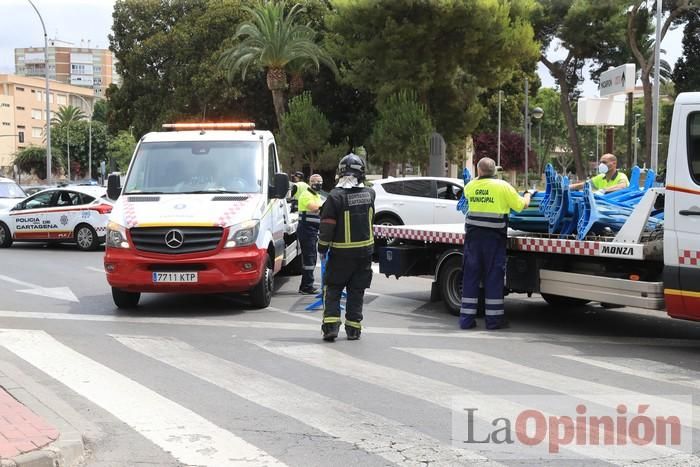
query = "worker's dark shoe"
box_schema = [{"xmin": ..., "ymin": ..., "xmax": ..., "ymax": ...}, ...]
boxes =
[
  {"xmin": 346, "ymin": 326, "xmax": 361, "ymax": 340},
  {"xmin": 485, "ymin": 317, "xmax": 508, "ymax": 330},
  {"xmin": 459, "ymin": 314, "xmax": 477, "ymax": 330},
  {"xmin": 322, "ymin": 323, "xmax": 340, "ymax": 342},
  {"xmin": 299, "ymin": 287, "xmax": 320, "ymax": 295}
]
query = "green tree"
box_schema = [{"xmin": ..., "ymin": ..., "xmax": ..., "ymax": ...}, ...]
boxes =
[
  {"xmin": 276, "ymin": 92, "xmax": 332, "ymax": 172},
  {"xmin": 369, "ymin": 90, "xmax": 433, "ymax": 177},
  {"xmin": 92, "ymin": 100, "xmax": 108, "ymax": 124},
  {"xmin": 532, "ymin": 87, "xmax": 568, "ymax": 173},
  {"xmin": 107, "ymin": 130, "xmax": 137, "ymax": 172},
  {"xmin": 327, "ymin": 0, "xmax": 539, "ymax": 154},
  {"xmin": 12, "ymin": 146, "xmax": 64, "ymax": 180},
  {"xmin": 219, "ymin": 1, "xmax": 337, "ymax": 128},
  {"xmin": 51, "ymin": 120, "xmax": 108, "ymax": 179},
  {"xmin": 673, "ymin": 12, "xmax": 700, "ymax": 94},
  {"xmin": 627, "ymin": 0, "xmax": 694, "ymax": 166},
  {"xmin": 51, "ymin": 105, "xmax": 86, "ymax": 126}
]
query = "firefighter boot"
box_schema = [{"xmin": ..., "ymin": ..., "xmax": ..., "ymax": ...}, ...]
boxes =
[
  {"xmin": 345, "ymin": 326, "xmax": 361, "ymax": 341},
  {"xmin": 322, "ymin": 323, "xmax": 340, "ymax": 342}
]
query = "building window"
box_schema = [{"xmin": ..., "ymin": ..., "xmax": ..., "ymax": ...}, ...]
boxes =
[
  {"xmin": 16, "ymin": 87, "xmax": 25, "ymax": 91},
  {"xmin": 57, "ymin": 95, "xmax": 67, "ymax": 105},
  {"xmin": 2, "ymin": 122, "xmax": 10, "ymax": 127},
  {"xmin": 0, "ymin": 103, "xmax": 9, "ymax": 108},
  {"xmin": 16, "ymin": 125, "xmax": 25, "ymax": 129},
  {"xmin": 32, "ymin": 127, "xmax": 43, "ymax": 138},
  {"xmin": 16, "ymin": 106, "xmax": 25, "ymax": 111},
  {"xmin": 35, "ymin": 92, "xmax": 42, "ymax": 102},
  {"xmin": 31, "ymin": 109, "xmax": 42, "ymax": 120}
]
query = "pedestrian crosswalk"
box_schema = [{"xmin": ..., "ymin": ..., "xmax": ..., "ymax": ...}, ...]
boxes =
[{"xmin": 0, "ymin": 327, "xmax": 697, "ymax": 466}]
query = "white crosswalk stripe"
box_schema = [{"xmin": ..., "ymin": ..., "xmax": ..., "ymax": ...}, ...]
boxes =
[
  {"xmin": 556, "ymin": 354, "xmax": 700, "ymax": 391},
  {"xmin": 0, "ymin": 329, "xmax": 284, "ymax": 467},
  {"xmin": 113, "ymin": 334, "xmax": 486, "ymax": 466},
  {"xmin": 396, "ymin": 347, "xmax": 698, "ymax": 462}
]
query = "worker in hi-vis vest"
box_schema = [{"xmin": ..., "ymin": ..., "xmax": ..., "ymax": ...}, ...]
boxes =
[
  {"xmin": 461, "ymin": 157, "xmax": 532, "ymax": 330},
  {"xmin": 570, "ymin": 153, "xmax": 630, "ymax": 194}
]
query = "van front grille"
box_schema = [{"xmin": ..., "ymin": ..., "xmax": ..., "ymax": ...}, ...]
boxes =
[{"xmin": 130, "ymin": 227, "xmax": 223, "ymax": 254}]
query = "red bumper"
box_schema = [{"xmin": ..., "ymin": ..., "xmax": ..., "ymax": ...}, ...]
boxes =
[
  {"xmin": 104, "ymin": 245, "xmax": 266, "ymax": 294},
  {"xmin": 665, "ymin": 291, "xmax": 700, "ymax": 321}
]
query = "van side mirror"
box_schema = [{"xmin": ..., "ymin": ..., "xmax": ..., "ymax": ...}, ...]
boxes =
[
  {"xmin": 271, "ymin": 172, "xmax": 290, "ymax": 199},
  {"xmin": 107, "ymin": 174, "xmax": 122, "ymax": 200}
]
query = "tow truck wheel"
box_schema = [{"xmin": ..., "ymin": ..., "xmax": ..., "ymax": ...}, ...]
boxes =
[
  {"xmin": 112, "ymin": 288, "xmax": 140, "ymax": 309},
  {"xmin": 541, "ymin": 293, "xmax": 590, "ymax": 309},
  {"xmin": 438, "ymin": 255, "xmax": 463, "ymax": 316},
  {"xmin": 75, "ymin": 224, "xmax": 99, "ymax": 251},
  {"xmin": 250, "ymin": 254, "xmax": 273, "ymax": 308},
  {"xmin": 0, "ymin": 223, "xmax": 12, "ymax": 248}
]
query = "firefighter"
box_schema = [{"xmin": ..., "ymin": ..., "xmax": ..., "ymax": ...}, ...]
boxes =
[
  {"xmin": 297, "ymin": 174, "xmax": 324, "ymax": 294},
  {"xmin": 318, "ymin": 153, "xmax": 375, "ymax": 341},
  {"xmin": 461, "ymin": 157, "xmax": 532, "ymax": 330}
]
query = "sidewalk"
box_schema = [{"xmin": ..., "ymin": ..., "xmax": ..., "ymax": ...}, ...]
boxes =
[{"xmin": 0, "ymin": 363, "xmax": 85, "ymax": 467}]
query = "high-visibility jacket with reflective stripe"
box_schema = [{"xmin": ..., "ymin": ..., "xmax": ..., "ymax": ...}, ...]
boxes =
[
  {"xmin": 464, "ymin": 176, "xmax": 527, "ymax": 234},
  {"xmin": 591, "ymin": 170, "xmax": 629, "ymax": 190},
  {"xmin": 292, "ymin": 181, "xmax": 310, "ymax": 200},
  {"xmin": 318, "ymin": 186, "xmax": 375, "ymax": 257},
  {"xmin": 298, "ymin": 188, "xmax": 321, "ymax": 224}
]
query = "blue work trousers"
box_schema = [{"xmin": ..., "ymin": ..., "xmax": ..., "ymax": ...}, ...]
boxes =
[
  {"xmin": 460, "ymin": 228, "xmax": 506, "ymax": 329},
  {"xmin": 298, "ymin": 221, "xmax": 319, "ymax": 290}
]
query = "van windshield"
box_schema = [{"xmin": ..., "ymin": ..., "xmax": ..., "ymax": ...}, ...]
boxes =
[
  {"xmin": 123, "ymin": 141, "xmax": 263, "ymax": 195},
  {"xmin": 0, "ymin": 181, "xmax": 26, "ymax": 198}
]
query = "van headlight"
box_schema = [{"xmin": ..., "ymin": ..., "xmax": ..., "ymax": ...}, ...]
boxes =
[
  {"xmin": 225, "ymin": 220, "xmax": 259, "ymax": 248},
  {"xmin": 106, "ymin": 221, "xmax": 130, "ymax": 249}
]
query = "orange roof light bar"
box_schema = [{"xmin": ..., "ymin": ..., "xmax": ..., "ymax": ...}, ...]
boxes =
[{"xmin": 162, "ymin": 122, "xmax": 256, "ymax": 131}]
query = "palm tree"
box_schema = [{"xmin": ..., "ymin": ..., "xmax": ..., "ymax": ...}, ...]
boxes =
[
  {"xmin": 219, "ymin": 1, "xmax": 337, "ymax": 127},
  {"xmin": 51, "ymin": 105, "xmax": 86, "ymax": 126}
]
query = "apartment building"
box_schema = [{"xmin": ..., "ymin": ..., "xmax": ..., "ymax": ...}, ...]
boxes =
[
  {"xmin": 0, "ymin": 74, "xmax": 96, "ymax": 176},
  {"xmin": 14, "ymin": 39, "xmax": 119, "ymax": 97}
]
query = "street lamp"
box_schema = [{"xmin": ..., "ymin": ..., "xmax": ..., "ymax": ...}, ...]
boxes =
[
  {"xmin": 531, "ymin": 107, "xmax": 544, "ymax": 175},
  {"xmin": 497, "ymin": 90, "xmax": 503, "ymax": 167},
  {"xmin": 633, "ymin": 113, "xmax": 641, "ymax": 167},
  {"xmin": 27, "ymin": 0, "xmax": 51, "ymax": 185},
  {"xmin": 66, "ymin": 125, "xmax": 70, "ymax": 182},
  {"xmin": 73, "ymin": 95, "xmax": 93, "ymax": 180}
]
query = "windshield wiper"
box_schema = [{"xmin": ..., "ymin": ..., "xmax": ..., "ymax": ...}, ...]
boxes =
[
  {"xmin": 182, "ymin": 190, "xmax": 242, "ymax": 194},
  {"xmin": 123, "ymin": 191, "xmax": 167, "ymax": 195}
]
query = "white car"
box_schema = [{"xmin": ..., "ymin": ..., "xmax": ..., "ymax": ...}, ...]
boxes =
[
  {"xmin": 0, "ymin": 185, "xmax": 113, "ymax": 250},
  {"xmin": 0, "ymin": 177, "xmax": 27, "ymax": 211},
  {"xmin": 371, "ymin": 176, "xmax": 465, "ymax": 226}
]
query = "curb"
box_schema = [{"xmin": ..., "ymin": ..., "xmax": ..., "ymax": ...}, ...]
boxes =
[{"xmin": 0, "ymin": 363, "xmax": 87, "ymax": 467}]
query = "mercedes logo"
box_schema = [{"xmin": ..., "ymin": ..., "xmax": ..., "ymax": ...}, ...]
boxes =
[{"xmin": 165, "ymin": 229, "xmax": 184, "ymax": 249}]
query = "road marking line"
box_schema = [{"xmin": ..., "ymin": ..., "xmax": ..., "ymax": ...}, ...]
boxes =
[
  {"xmin": 0, "ymin": 329, "xmax": 285, "ymax": 467},
  {"xmin": 0, "ymin": 275, "xmax": 79, "ymax": 302},
  {"xmin": 85, "ymin": 266, "xmax": 104, "ymax": 273},
  {"xmin": 555, "ymin": 355, "xmax": 700, "ymax": 391},
  {"xmin": 113, "ymin": 334, "xmax": 483, "ymax": 465},
  {"xmin": 0, "ymin": 310, "xmax": 696, "ymax": 346},
  {"xmin": 396, "ymin": 347, "xmax": 700, "ymax": 430},
  {"xmin": 250, "ymin": 340, "xmax": 633, "ymax": 462}
]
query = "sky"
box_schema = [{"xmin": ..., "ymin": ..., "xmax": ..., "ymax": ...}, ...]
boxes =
[{"xmin": 0, "ymin": 0, "xmax": 686, "ymax": 98}]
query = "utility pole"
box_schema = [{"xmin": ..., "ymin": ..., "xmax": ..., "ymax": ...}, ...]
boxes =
[
  {"xmin": 651, "ymin": 0, "xmax": 662, "ymax": 172},
  {"xmin": 497, "ymin": 90, "xmax": 502, "ymax": 167},
  {"xmin": 27, "ymin": 0, "xmax": 51, "ymax": 184},
  {"xmin": 524, "ymin": 78, "xmax": 529, "ymax": 188}
]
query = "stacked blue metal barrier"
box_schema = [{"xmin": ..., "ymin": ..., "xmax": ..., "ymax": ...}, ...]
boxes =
[{"xmin": 508, "ymin": 164, "xmax": 663, "ymax": 240}]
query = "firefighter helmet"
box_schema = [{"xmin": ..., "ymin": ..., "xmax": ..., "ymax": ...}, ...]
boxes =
[{"xmin": 338, "ymin": 153, "xmax": 366, "ymax": 181}]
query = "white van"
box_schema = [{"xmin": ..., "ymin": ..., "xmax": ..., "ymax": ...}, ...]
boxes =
[{"xmin": 104, "ymin": 123, "xmax": 300, "ymax": 309}]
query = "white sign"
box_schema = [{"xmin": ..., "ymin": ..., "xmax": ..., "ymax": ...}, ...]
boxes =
[
  {"xmin": 577, "ymin": 97, "xmax": 626, "ymax": 126},
  {"xmin": 599, "ymin": 64, "xmax": 635, "ymax": 97}
]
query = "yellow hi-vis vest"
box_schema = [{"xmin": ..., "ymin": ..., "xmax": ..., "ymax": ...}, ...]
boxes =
[
  {"xmin": 464, "ymin": 177, "xmax": 527, "ymax": 233},
  {"xmin": 591, "ymin": 170, "xmax": 629, "ymax": 190}
]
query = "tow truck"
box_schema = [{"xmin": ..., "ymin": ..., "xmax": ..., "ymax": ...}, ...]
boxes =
[{"xmin": 374, "ymin": 92, "xmax": 700, "ymax": 322}]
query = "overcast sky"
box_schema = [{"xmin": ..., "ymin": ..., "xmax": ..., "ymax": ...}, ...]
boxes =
[{"xmin": 0, "ymin": 0, "xmax": 686, "ymax": 98}]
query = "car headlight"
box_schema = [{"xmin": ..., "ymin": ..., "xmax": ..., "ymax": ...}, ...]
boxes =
[
  {"xmin": 225, "ymin": 220, "xmax": 259, "ymax": 248},
  {"xmin": 106, "ymin": 221, "xmax": 130, "ymax": 249}
]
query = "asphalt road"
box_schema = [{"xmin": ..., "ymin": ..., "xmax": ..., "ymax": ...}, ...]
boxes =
[{"xmin": 0, "ymin": 243, "xmax": 698, "ymax": 466}]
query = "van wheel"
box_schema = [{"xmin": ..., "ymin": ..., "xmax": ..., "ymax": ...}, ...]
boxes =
[
  {"xmin": 541, "ymin": 293, "xmax": 590, "ymax": 309},
  {"xmin": 250, "ymin": 254, "xmax": 273, "ymax": 308},
  {"xmin": 112, "ymin": 287, "xmax": 140, "ymax": 309},
  {"xmin": 438, "ymin": 255, "xmax": 463, "ymax": 316},
  {"xmin": 0, "ymin": 223, "xmax": 12, "ymax": 248},
  {"xmin": 75, "ymin": 224, "xmax": 99, "ymax": 251}
]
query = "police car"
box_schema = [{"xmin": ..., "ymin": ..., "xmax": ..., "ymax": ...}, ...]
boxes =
[{"xmin": 0, "ymin": 185, "xmax": 113, "ymax": 250}]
